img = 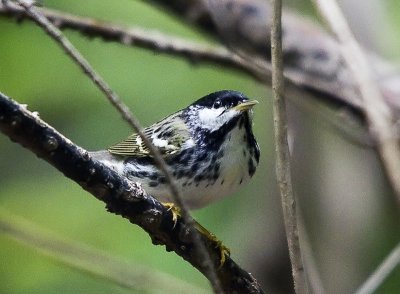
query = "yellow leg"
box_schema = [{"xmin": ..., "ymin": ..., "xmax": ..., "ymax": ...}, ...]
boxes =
[
  {"xmin": 161, "ymin": 202, "xmax": 230, "ymax": 267},
  {"xmin": 162, "ymin": 202, "xmax": 181, "ymax": 227},
  {"xmin": 194, "ymin": 221, "xmax": 231, "ymax": 268}
]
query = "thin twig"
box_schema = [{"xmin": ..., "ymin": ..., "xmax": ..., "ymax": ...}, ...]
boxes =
[
  {"xmin": 2, "ymin": 1, "xmax": 397, "ymax": 119},
  {"xmin": 11, "ymin": 0, "xmax": 222, "ymax": 292},
  {"xmin": 354, "ymin": 242, "xmax": 400, "ymax": 294},
  {"xmin": 4, "ymin": 1, "xmax": 400, "ymax": 121},
  {"xmin": 271, "ymin": 0, "xmax": 308, "ymax": 293},
  {"xmin": 312, "ymin": 0, "xmax": 400, "ymax": 205},
  {"xmin": 0, "ymin": 91, "xmax": 265, "ymax": 294},
  {"xmin": 0, "ymin": 2, "xmax": 266, "ymax": 82},
  {"xmin": 0, "ymin": 208, "xmax": 208, "ymax": 294}
]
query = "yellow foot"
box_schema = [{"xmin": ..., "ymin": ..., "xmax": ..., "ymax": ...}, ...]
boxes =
[
  {"xmin": 194, "ymin": 221, "xmax": 231, "ymax": 268},
  {"xmin": 162, "ymin": 202, "xmax": 181, "ymax": 228},
  {"xmin": 161, "ymin": 202, "xmax": 230, "ymax": 268}
]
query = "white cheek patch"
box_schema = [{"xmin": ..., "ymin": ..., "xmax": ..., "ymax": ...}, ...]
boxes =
[
  {"xmin": 198, "ymin": 107, "xmax": 239, "ymax": 131},
  {"xmin": 198, "ymin": 107, "xmax": 223, "ymax": 127}
]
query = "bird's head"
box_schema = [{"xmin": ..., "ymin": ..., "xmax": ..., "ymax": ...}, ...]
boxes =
[{"xmin": 183, "ymin": 90, "xmax": 258, "ymax": 132}]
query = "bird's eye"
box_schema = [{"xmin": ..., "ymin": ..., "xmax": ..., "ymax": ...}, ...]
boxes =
[{"xmin": 213, "ymin": 100, "xmax": 222, "ymax": 108}]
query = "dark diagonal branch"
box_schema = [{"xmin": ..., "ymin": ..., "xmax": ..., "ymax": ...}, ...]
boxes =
[{"xmin": 0, "ymin": 92, "xmax": 265, "ymax": 294}]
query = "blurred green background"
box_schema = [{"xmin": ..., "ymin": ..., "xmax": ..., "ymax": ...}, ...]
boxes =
[{"xmin": 0, "ymin": 1, "xmax": 399, "ymax": 293}]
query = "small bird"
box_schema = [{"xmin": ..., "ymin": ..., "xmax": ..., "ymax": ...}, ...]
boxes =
[{"xmin": 91, "ymin": 90, "xmax": 260, "ymax": 210}]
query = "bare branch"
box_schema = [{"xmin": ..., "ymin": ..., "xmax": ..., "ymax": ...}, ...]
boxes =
[
  {"xmin": 0, "ymin": 91, "xmax": 265, "ymax": 294},
  {"xmin": 3, "ymin": 1, "xmax": 400, "ymax": 119},
  {"xmin": 10, "ymin": 0, "xmax": 222, "ymax": 291},
  {"xmin": 0, "ymin": 2, "xmax": 260, "ymax": 78},
  {"xmin": 271, "ymin": 0, "xmax": 307, "ymax": 293},
  {"xmin": 2, "ymin": 0, "xmax": 400, "ymax": 126},
  {"xmin": 354, "ymin": 242, "xmax": 400, "ymax": 294},
  {"xmin": 311, "ymin": 0, "xmax": 400, "ymax": 204}
]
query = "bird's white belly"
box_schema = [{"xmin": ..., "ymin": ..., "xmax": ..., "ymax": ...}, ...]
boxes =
[{"xmin": 144, "ymin": 164, "xmax": 250, "ymax": 209}]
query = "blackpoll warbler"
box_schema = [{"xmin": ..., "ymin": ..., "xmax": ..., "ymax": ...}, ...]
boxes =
[{"xmin": 92, "ymin": 90, "xmax": 260, "ymax": 209}]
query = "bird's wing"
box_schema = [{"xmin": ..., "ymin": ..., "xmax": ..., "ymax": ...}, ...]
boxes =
[{"xmin": 108, "ymin": 113, "xmax": 191, "ymax": 157}]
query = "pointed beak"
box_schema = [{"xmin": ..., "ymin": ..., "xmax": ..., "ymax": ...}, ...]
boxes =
[{"xmin": 232, "ymin": 100, "xmax": 259, "ymax": 112}]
